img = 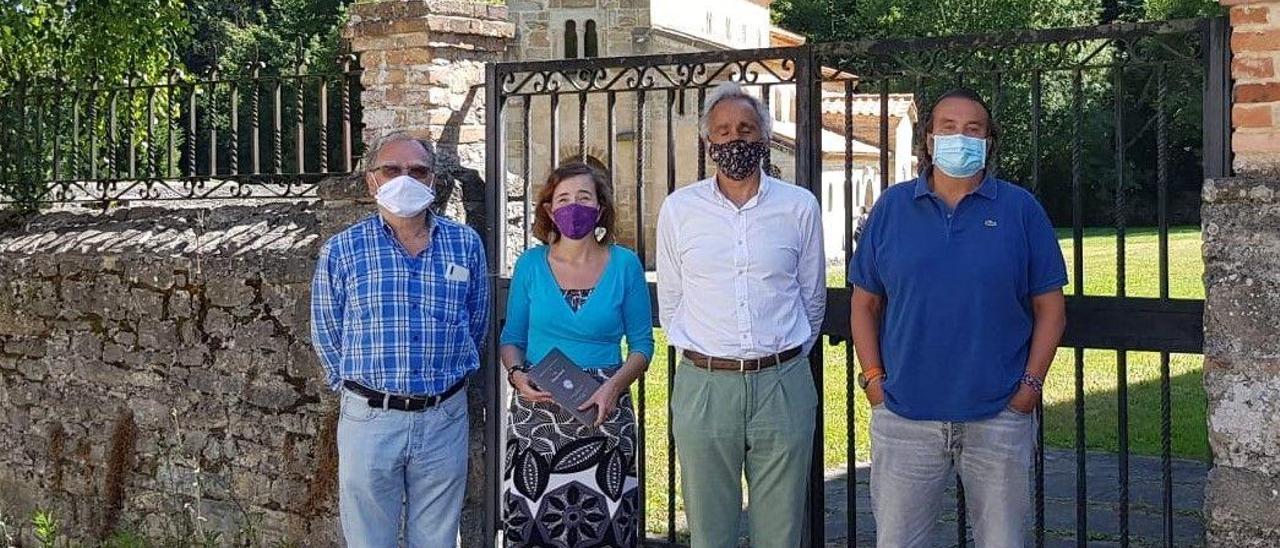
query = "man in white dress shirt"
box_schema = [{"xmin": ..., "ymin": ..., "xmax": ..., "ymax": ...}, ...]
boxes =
[{"xmin": 656, "ymin": 81, "xmax": 826, "ymax": 548}]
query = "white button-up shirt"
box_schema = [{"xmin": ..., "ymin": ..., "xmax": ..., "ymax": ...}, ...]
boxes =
[{"xmin": 656, "ymin": 174, "xmax": 826, "ymax": 359}]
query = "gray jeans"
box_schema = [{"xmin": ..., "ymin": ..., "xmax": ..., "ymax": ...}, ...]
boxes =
[{"xmin": 870, "ymin": 404, "xmax": 1036, "ymax": 548}]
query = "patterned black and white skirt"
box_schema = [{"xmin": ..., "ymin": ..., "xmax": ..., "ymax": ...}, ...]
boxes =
[{"xmin": 501, "ymin": 368, "xmax": 639, "ymax": 547}]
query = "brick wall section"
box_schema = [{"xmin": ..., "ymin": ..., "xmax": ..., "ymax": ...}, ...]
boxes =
[
  {"xmin": 1225, "ymin": 0, "xmax": 1280, "ymax": 174},
  {"xmin": 344, "ymin": 0, "xmax": 514, "ymax": 173}
]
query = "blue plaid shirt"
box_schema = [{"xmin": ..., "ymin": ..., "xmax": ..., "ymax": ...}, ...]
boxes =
[{"xmin": 310, "ymin": 213, "xmax": 490, "ymax": 395}]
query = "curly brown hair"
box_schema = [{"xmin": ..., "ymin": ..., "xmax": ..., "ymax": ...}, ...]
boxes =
[{"xmin": 531, "ymin": 161, "xmax": 616, "ymax": 245}]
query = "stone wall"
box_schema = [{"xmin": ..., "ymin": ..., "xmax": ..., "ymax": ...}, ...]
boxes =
[
  {"xmin": 0, "ymin": 3, "xmax": 507, "ymax": 542},
  {"xmin": 1201, "ymin": 177, "xmax": 1280, "ymax": 546},
  {"xmin": 0, "ymin": 202, "xmax": 353, "ymax": 545},
  {"xmin": 1204, "ymin": 1, "xmax": 1280, "ymax": 544}
]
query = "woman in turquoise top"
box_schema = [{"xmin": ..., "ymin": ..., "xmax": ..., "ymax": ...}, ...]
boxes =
[{"xmin": 499, "ymin": 161, "xmax": 654, "ymax": 547}]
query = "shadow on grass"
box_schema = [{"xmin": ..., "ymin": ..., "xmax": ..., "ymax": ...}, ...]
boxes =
[{"xmin": 1041, "ymin": 352, "xmax": 1209, "ymax": 462}]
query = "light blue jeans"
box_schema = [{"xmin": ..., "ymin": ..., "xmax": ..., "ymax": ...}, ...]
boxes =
[
  {"xmin": 870, "ymin": 405, "xmax": 1036, "ymax": 548},
  {"xmin": 337, "ymin": 387, "xmax": 469, "ymax": 548}
]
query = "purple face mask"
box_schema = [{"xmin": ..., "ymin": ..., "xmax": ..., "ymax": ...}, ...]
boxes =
[{"xmin": 552, "ymin": 203, "xmax": 601, "ymax": 240}]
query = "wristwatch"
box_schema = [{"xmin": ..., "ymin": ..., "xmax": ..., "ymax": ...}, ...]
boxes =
[
  {"xmin": 857, "ymin": 367, "xmax": 885, "ymax": 389},
  {"xmin": 505, "ymin": 363, "xmax": 530, "ymax": 386}
]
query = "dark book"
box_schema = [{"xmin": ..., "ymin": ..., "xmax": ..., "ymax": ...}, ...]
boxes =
[{"xmin": 528, "ymin": 348, "xmax": 604, "ymax": 427}]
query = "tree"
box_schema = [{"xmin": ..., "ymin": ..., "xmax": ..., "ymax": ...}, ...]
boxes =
[
  {"xmin": 773, "ymin": 0, "xmax": 1223, "ymax": 226},
  {"xmin": 0, "ymin": 0, "xmax": 189, "ymax": 91}
]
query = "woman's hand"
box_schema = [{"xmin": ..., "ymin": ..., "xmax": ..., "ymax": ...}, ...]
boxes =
[
  {"xmin": 578, "ymin": 378, "xmax": 625, "ymax": 427},
  {"xmin": 509, "ymin": 371, "xmax": 553, "ymax": 403}
]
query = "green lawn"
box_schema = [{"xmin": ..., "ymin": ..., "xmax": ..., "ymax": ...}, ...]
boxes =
[{"xmin": 631, "ymin": 226, "xmax": 1208, "ymax": 537}]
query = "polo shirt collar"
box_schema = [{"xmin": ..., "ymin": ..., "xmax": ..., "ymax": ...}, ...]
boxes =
[{"xmin": 913, "ymin": 169, "xmax": 999, "ymax": 200}]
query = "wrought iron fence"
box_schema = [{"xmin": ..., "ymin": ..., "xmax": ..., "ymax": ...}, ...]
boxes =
[
  {"xmin": 0, "ymin": 52, "xmax": 363, "ymax": 207},
  {"xmin": 484, "ymin": 16, "xmax": 1227, "ymax": 547}
]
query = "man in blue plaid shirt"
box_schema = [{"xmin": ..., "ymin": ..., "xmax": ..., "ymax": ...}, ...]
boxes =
[{"xmin": 311, "ymin": 132, "xmax": 489, "ymax": 547}]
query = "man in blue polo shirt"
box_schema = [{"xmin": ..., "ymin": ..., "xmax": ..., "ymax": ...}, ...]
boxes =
[{"xmin": 849, "ymin": 89, "xmax": 1067, "ymax": 547}]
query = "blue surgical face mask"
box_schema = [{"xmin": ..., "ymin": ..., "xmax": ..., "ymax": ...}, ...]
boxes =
[{"xmin": 931, "ymin": 133, "xmax": 988, "ymax": 178}]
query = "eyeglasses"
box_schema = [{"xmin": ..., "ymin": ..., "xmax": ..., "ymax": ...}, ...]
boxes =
[{"xmin": 371, "ymin": 163, "xmax": 434, "ymax": 182}]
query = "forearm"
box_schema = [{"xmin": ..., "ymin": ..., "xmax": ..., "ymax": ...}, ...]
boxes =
[
  {"xmin": 1025, "ymin": 294, "xmax": 1066, "ymax": 379},
  {"xmin": 310, "ymin": 314, "xmax": 343, "ymax": 390},
  {"xmin": 810, "ymin": 305, "xmax": 825, "ymax": 352},
  {"xmin": 802, "ymin": 293, "xmax": 825, "ymax": 353},
  {"xmin": 850, "ymin": 296, "xmax": 885, "ymax": 372},
  {"xmin": 656, "ymin": 279, "xmax": 680, "ymax": 330},
  {"xmin": 607, "ymin": 352, "xmax": 649, "ymax": 394},
  {"xmin": 499, "ymin": 344, "xmax": 527, "ymax": 371},
  {"xmin": 800, "ymin": 210, "xmax": 826, "ymax": 354},
  {"xmin": 318, "ymin": 353, "xmax": 342, "ymax": 391},
  {"xmin": 468, "ymin": 300, "xmax": 490, "ymax": 356}
]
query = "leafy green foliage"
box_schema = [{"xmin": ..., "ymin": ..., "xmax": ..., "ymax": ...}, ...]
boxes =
[
  {"xmin": 0, "ymin": 0, "xmax": 357, "ymax": 210},
  {"xmin": 186, "ymin": 0, "xmax": 352, "ymax": 77},
  {"xmin": 773, "ymin": 0, "xmax": 1220, "ymax": 41},
  {"xmin": 775, "ymin": 0, "xmax": 1223, "ymax": 225},
  {"xmin": 0, "ymin": 0, "xmax": 189, "ymax": 91},
  {"xmin": 32, "ymin": 509, "xmax": 59, "ymax": 548}
]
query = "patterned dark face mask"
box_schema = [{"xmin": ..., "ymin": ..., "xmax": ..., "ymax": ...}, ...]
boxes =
[{"xmin": 708, "ymin": 139, "xmax": 769, "ymax": 181}]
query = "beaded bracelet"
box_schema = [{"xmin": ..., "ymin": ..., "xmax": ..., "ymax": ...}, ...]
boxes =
[{"xmin": 1020, "ymin": 374, "xmax": 1045, "ymax": 393}]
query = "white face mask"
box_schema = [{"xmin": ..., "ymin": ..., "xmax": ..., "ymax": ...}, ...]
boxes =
[{"xmin": 375, "ymin": 175, "xmax": 436, "ymax": 218}]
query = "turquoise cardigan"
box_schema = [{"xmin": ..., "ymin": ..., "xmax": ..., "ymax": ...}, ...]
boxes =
[{"xmin": 500, "ymin": 244, "xmax": 655, "ymax": 369}]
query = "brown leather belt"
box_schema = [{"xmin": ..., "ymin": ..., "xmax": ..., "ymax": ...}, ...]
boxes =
[{"xmin": 682, "ymin": 347, "xmax": 803, "ymax": 372}]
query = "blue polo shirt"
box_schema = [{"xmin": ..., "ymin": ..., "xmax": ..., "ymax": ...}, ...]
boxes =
[{"xmin": 849, "ymin": 171, "xmax": 1067, "ymax": 421}]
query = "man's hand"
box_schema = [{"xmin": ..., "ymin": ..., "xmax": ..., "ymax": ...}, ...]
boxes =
[
  {"xmin": 578, "ymin": 379, "xmax": 625, "ymax": 427},
  {"xmin": 1006, "ymin": 382, "xmax": 1040, "ymax": 415},
  {"xmin": 865, "ymin": 378, "xmax": 886, "ymax": 407}
]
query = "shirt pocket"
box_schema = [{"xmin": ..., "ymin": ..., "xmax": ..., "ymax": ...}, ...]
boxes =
[{"xmin": 423, "ymin": 262, "xmax": 468, "ymax": 324}]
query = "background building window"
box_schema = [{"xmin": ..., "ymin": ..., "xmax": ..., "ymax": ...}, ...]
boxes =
[
  {"xmin": 564, "ymin": 20, "xmax": 578, "ymax": 58},
  {"xmin": 584, "ymin": 20, "xmax": 599, "ymax": 58}
]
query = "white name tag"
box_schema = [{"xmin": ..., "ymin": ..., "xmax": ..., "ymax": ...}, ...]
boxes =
[{"xmin": 445, "ymin": 263, "xmax": 470, "ymax": 282}]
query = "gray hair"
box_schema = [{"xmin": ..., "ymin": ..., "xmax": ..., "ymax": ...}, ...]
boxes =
[
  {"xmin": 357, "ymin": 131, "xmax": 436, "ymax": 173},
  {"xmin": 698, "ymin": 82, "xmax": 772, "ymax": 141}
]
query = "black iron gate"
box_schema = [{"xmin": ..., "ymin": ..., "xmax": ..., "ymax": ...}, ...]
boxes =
[{"xmin": 483, "ymin": 16, "xmax": 1229, "ymax": 547}]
